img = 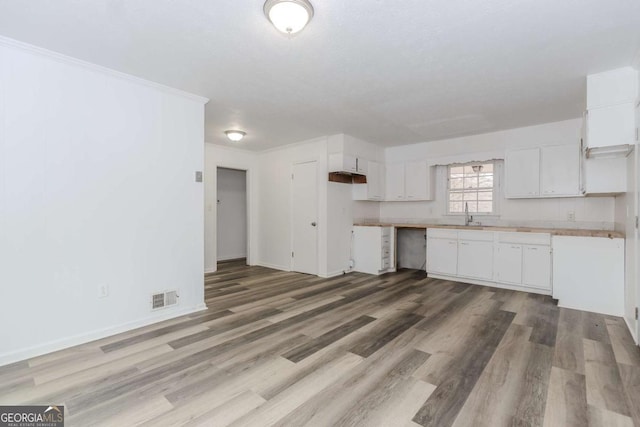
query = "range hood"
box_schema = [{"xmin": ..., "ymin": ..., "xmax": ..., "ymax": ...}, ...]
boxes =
[{"xmin": 585, "ymin": 144, "xmax": 633, "ymax": 159}]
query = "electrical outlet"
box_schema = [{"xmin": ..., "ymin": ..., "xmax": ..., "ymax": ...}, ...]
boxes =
[
  {"xmin": 567, "ymin": 211, "xmax": 575, "ymax": 222},
  {"xmin": 98, "ymin": 284, "xmax": 109, "ymax": 298}
]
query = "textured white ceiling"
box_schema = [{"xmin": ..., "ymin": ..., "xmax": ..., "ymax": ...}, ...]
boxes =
[{"xmin": 1, "ymin": 0, "xmax": 639, "ymax": 150}]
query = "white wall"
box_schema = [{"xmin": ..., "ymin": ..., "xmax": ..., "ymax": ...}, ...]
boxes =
[
  {"xmin": 256, "ymin": 137, "xmax": 329, "ymax": 275},
  {"xmin": 216, "ymin": 168, "xmax": 247, "ymax": 261},
  {"xmin": 327, "ymin": 182, "xmax": 353, "ymax": 276},
  {"xmin": 0, "ymin": 38, "xmax": 208, "ymax": 366},
  {"xmin": 379, "ymin": 119, "xmax": 616, "ymax": 229},
  {"xmin": 204, "ymin": 144, "xmax": 257, "ymax": 273}
]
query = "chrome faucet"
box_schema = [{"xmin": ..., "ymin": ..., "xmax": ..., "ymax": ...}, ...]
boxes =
[{"xmin": 465, "ymin": 202, "xmax": 472, "ymax": 226}]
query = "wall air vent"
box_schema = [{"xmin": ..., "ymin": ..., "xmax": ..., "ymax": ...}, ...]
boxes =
[
  {"xmin": 165, "ymin": 291, "xmax": 178, "ymax": 307},
  {"xmin": 152, "ymin": 293, "xmax": 165, "ymax": 309},
  {"xmin": 151, "ymin": 291, "xmax": 179, "ymax": 310}
]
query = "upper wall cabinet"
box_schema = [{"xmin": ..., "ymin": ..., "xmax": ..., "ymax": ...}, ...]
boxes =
[
  {"xmin": 384, "ymin": 161, "xmax": 435, "ymax": 201},
  {"xmin": 585, "ymin": 67, "xmax": 638, "ymax": 154},
  {"xmin": 505, "ymin": 145, "xmax": 580, "ymax": 199},
  {"xmin": 328, "ymin": 153, "xmax": 367, "ymax": 175},
  {"xmin": 540, "ymin": 145, "xmax": 580, "ymax": 197},
  {"xmin": 586, "ymin": 103, "xmax": 636, "ymax": 149},
  {"xmin": 353, "ymin": 161, "xmax": 384, "ymax": 201},
  {"xmin": 385, "ymin": 163, "xmax": 406, "ymax": 201},
  {"xmin": 405, "ymin": 161, "xmax": 433, "ymax": 200},
  {"xmin": 505, "ymin": 148, "xmax": 540, "ymax": 197}
]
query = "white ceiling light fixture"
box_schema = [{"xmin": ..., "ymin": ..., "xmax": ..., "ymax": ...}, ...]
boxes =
[
  {"xmin": 264, "ymin": 0, "xmax": 314, "ymax": 35},
  {"xmin": 225, "ymin": 130, "xmax": 246, "ymax": 142}
]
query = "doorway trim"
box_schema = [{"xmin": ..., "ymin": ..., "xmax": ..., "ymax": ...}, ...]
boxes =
[
  {"xmin": 205, "ymin": 160, "xmax": 253, "ymax": 274},
  {"xmin": 215, "ymin": 166, "xmax": 249, "ymax": 265}
]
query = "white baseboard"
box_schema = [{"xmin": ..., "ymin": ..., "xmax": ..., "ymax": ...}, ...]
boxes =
[
  {"xmin": 624, "ymin": 316, "xmax": 638, "ymax": 345},
  {"xmin": 0, "ymin": 303, "xmax": 208, "ymax": 368},
  {"xmin": 204, "ymin": 267, "xmax": 217, "ymax": 274},
  {"xmin": 322, "ymin": 270, "xmax": 353, "ymax": 278},
  {"xmin": 555, "ymin": 301, "xmax": 623, "ymax": 318},
  {"xmin": 255, "ymin": 262, "xmax": 290, "ymax": 272},
  {"xmin": 217, "ymin": 255, "xmax": 247, "ymax": 262},
  {"xmin": 427, "ymin": 273, "xmax": 552, "ymax": 296}
]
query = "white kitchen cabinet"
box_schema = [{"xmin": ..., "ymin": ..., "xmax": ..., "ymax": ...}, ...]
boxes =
[
  {"xmin": 505, "ymin": 145, "xmax": 580, "ymax": 199},
  {"xmin": 405, "ymin": 161, "xmax": 434, "ymax": 201},
  {"xmin": 426, "ymin": 229, "xmax": 458, "ymax": 276},
  {"xmin": 384, "ymin": 161, "xmax": 434, "ymax": 201},
  {"xmin": 353, "ymin": 161, "xmax": 384, "ymax": 201},
  {"xmin": 385, "ymin": 163, "xmax": 405, "ymax": 201},
  {"xmin": 352, "ymin": 226, "xmax": 394, "ymax": 275},
  {"xmin": 457, "ymin": 239, "xmax": 494, "ymax": 281},
  {"xmin": 552, "ymin": 236, "xmax": 624, "ymax": 316},
  {"xmin": 505, "ymin": 148, "xmax": 540, "ymax": 198},
  {"xmin": 522, "ymin": 245, "xmax": 551, "ymax": 290},
  {"xmin": 494, "ymin": 243, "xmax": 523, "ymax": 284},
  {"xmin": 328, "ymin": 153, "xmax": 367, "ymax": 174},
  {"xmin": 586, "ymin": 103, "xmax": 636, "ymax": 149},
  {"xmin": 429, "ymin": 230, "xmax": 551, "ymax": 294},
  {"xmin": 540, "ymin": 145, "xmax": 580, "ymax": 197},
  {"xmin": 587, "ymin": 67, "xmax": 638, "ymax": 108}
]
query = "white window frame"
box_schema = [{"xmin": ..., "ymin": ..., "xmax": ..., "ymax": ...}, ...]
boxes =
[{"xmin": 446, "ymin": 161, "xmax": 498, "ymax": 216}]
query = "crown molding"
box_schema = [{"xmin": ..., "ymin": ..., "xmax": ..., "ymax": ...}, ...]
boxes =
[{"xmin": 0, "ymin": 35, "xmax": 209, "ymax": 104}]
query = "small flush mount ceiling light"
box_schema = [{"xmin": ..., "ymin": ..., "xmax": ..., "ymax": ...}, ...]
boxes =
[
  {"xmin": 264, "ymin": 0, "xmax": 314, "ymax": 35},
  {"xmin": 225, "ymin": 130, "xmax": 246, "ymax": 142}
]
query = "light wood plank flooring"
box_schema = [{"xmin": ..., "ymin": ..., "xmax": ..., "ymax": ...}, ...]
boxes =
[{"xmin": 1, "ymin": 259, "xmax": 639, "ymax": 426}]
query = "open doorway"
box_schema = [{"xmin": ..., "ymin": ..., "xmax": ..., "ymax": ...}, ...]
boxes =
[{"xmin": 216, "ymin": 167, "xmax": 247, "ymax": 265}]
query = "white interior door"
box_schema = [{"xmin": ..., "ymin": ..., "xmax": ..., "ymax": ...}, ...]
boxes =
[{"xmin": 292, "ymin": 161, "xmax": 318, "ymax": 275}]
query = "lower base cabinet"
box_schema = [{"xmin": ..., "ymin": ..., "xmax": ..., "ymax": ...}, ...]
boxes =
[
  {"xmin": 552, "ymin": 236, "xmax": 624, "ymax": 316},
  {"xmin": 494, "ymin": 243, "xmax": 523, "ymax": 284},
  {"xmin": 427, "ymin": 229, "xmax": 552, "ymax": 294},
  {"xmin": 352, "ymin": 226, "xmax": 394, "ymax": 275},
  {"xmin": 522, "ymin": 245, "xmax": 551, "ymax": 289},
  {"xmin": 425, "ymin": 237, "xmax": 457, "ymax": 276},
  {"xmin": 458, "ymin": 239, "xmax": 494, "ymax": 281}
]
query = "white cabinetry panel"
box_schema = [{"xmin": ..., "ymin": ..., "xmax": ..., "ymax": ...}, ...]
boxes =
[
  {"xmin": 457, "ymin": 240, "xmax": 494, "ymax": 281},
  {"xmin": 405, "ymin": 161, "xmax": 433, "ymax": 201},
  {"xmin": 385, "ymin": 163, "xmax": 405, "ymax": 201},
  {"xmin": 522, "ymin": 245, "xmax": 551, "ymax": 290},
  {"xmin": 540, "ymin": 145, "xmax": 580, "ymax": 197},
  {"xmin": 587, "ymin": 103, "xmax": 636, "ymax": 148},
  {"xmin": 352, "ymin": 226, "xmax": 394, "ymax": 275},
  {"xmin": 353, "ymin": 161, "xmax": 384, "ymax": 201},
  {"xmin": 552, "ymin": 236, "xmax": 624, "ymax": 316},
  {"xmin": 426, "ymin": 238, "xmax": 458, "ymax": 276},
  {"xmin": 505, "ymin": 145, "xmax": 580, "ymax": 199},
  {"xmin": 494, "ymin": 243, "xmax": 523, "ymax": 284},
  {"xmin": 505, "ymin": 148, "xmax": 540, "ymax": 198}
]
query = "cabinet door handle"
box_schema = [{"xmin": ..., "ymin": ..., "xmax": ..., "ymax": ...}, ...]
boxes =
[
  {"xmin": 460, "ymin": 242, "xmax": 469, "ymax": 246},
  {"xmin": 528, "ymin": 247, "xmax": 538, "ymax": 250},
  {"xmin": 511, "ymin": 246, "xmax": 520, "ymax": 249}
]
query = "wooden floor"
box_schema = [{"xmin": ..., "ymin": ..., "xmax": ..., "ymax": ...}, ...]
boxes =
[{"xmin": 1, "ymin": 260, "xmax": 640, "ymax": 426}]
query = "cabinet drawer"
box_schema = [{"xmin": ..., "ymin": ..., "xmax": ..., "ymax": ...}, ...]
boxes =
[
  {"xmin": 381, "ymin": 258, "xmax": 391, "ymax": 270},
  {"xmin": 381, "ymin": 227, "xmax": 391, "ymax": 237},
  {"xmin": 427, "ymin": 228, "xmax": 458, "ymax": 239},
  {"xmin": 497, "ymin": 232, "xmax": 551, "ymax": 246},
  {"xmin": 381, "ymin": 237, "xmax": 391, "ymax": 248},
  {"xmin": 457, "ymin": 230, "xmax": 494, "ymax": 242}
]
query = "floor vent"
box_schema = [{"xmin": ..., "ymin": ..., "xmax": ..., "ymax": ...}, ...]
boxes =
[{"xmin": 151, "ymin": 291, "xmax": 179, "ymax": 310}]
